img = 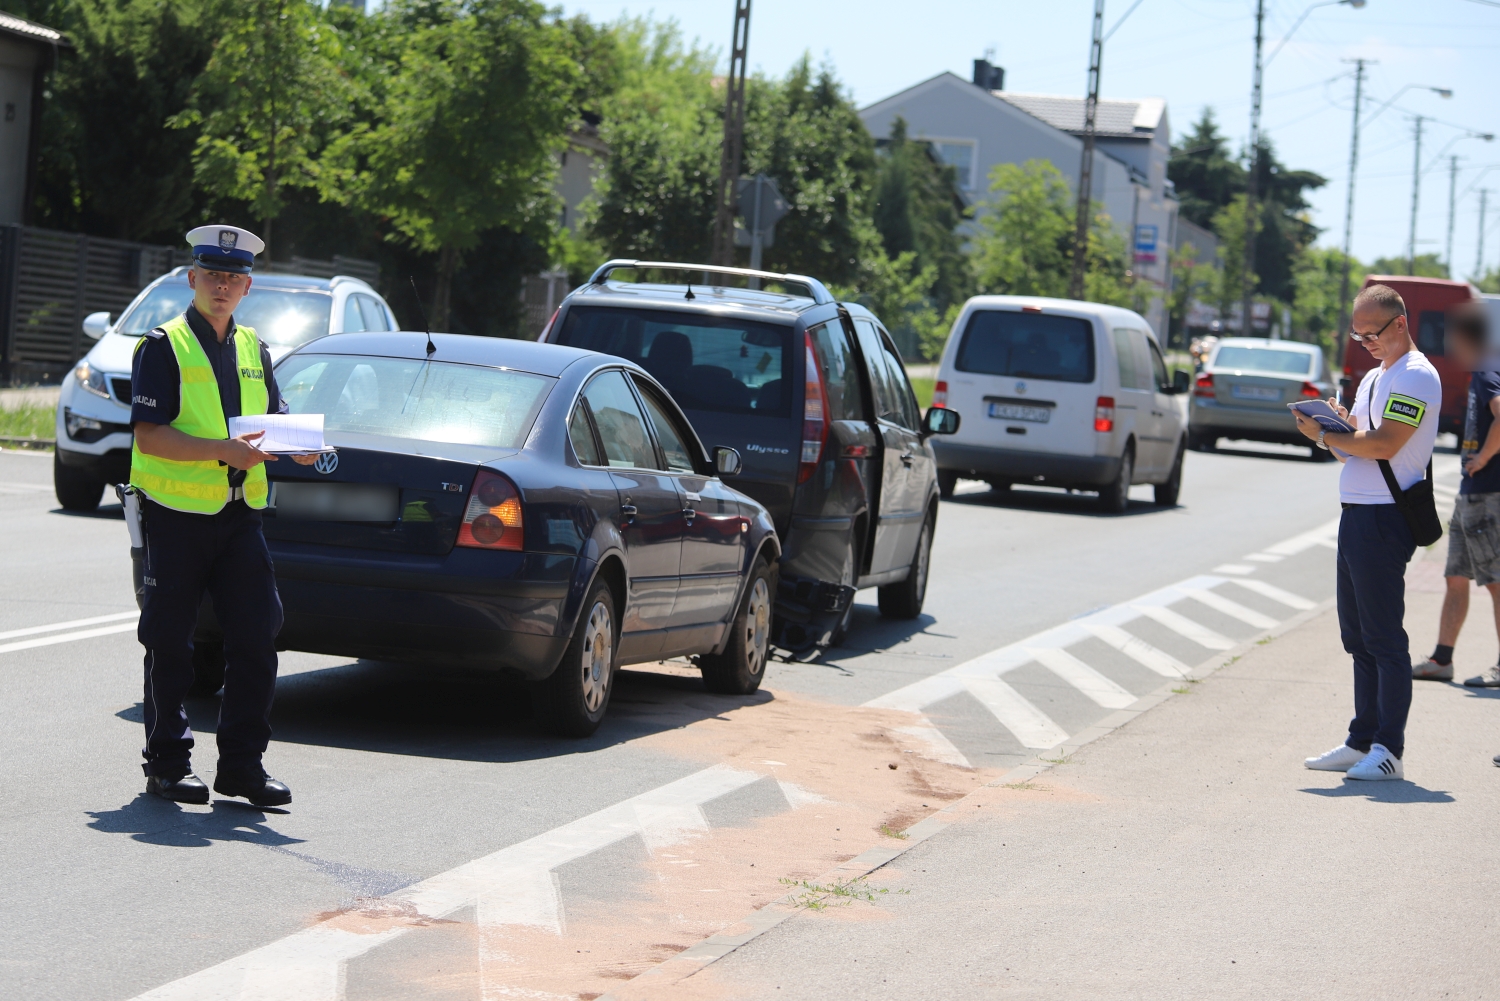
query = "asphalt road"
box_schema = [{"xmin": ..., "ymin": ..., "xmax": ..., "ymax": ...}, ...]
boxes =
[{"xmin": 0, "ymin": 440, "xmax": 1454, "ymax": 999}]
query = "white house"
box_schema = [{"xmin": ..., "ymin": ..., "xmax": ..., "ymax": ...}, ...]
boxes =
[{"xmin": 0, "ymin": 12, "xmax": 63, "ymax": 226}]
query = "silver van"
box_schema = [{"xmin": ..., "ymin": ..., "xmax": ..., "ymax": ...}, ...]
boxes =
[{"xmin": 932, "ymin": 295, "xmax": 1190, "ymax": 513}]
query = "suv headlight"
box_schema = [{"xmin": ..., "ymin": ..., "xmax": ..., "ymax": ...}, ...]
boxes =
[{"xmin": 74, "ymin": 360, "xmax": 110, "ymax": 399}]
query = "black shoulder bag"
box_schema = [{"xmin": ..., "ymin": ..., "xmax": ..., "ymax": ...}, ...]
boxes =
[{"xmin": 1366, "ymin": 373, "xmax": 1443, "ymax": 546}]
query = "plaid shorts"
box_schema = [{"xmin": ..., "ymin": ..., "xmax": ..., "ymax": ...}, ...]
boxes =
[{"xmin": 1444, "ymin": 491, "xmax": 1500, "ymax": 586}]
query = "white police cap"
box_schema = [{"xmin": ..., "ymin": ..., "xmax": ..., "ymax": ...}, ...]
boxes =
[{"xmin": 186, "ymin": 224, "xmax": 265, "ymax": 273}]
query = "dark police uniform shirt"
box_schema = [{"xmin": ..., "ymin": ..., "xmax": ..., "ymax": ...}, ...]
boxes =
[
  {"xmin": 129, "ymin": 304, "xmax": 287, "ymax": 489},
  {"xmin": 1461, "ymin": 368, "xmax": 1500, "ymax": 495}
]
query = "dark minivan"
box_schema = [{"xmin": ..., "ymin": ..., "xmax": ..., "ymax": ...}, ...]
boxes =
[{"xmin": 544, "ymin": 261, "xmax": 960, "ymax": 651}]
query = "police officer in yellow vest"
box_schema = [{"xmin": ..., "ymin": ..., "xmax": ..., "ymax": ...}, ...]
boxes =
[{"xmin": 129, "ymin": 224, "xmax": 315, "ymax": 806}]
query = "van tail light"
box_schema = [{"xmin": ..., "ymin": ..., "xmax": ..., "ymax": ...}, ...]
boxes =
[
  {"xmin": 932, "ymin": 380, "xmax": 948, "ymax": 407},
  {"xmin": 536, "ymin": 307, "xmax": 559, "ymax": 342},
  {"xmin": 1300, "ymin": 381, "xmax": 1321, "ymax": 399},
  {"xmin": 1194, "ymin": 373, "xmax": 1215, "ymax": 398},
  {"xmin": 798, "ymin": 333, "xmax": 830, "ymax": 484},
  {"xmin": 457, "ymin": 469, "xmax": 523, "ymax": 550},
  {"xmin": 1094, "ymin": 396, "xmax": 1115, "ymax": 433}
]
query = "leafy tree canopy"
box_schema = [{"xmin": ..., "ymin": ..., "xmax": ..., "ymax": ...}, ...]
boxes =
[{"xmin": 1371, "ymin": 253, "xmax": 1448, "ymax": 279}]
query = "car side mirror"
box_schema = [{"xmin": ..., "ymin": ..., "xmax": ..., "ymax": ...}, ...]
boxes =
[
  {"xmin": 1171, "ymin": 369, "xmax": 1190, "ymax": 394},
  {"xmin": 923, "ymin": 407, "xmax": 960, "ymax": 436},
  {"xmin": 82, "ymin": 311, "xmax": 112, "ymax": 341},
  {"xmin": 713, "ymin": 446, "xmax": 742, "ymax": 477}
]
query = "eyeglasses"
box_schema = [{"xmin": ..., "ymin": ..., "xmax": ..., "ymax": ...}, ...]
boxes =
[{"xmin": 1349, "ymin": 313, "xmax": 1401, "ymax": 343}]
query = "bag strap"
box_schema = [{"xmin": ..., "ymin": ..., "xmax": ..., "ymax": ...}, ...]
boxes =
[{"xmin": 1377, "ymin": 457, "xmax": 1433, "ymax": 509}]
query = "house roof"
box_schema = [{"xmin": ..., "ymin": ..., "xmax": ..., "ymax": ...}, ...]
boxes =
[
  {"xmin": 993, "ymin": 92, "xmax": 1165, "ymax": 140},
  {"xmin": 0, "ymin": 10, "xmax": 66, "ymax": 45}
]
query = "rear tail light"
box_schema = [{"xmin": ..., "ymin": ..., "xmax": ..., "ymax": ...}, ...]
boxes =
[
  {"xmin": 798, "ymin": 332, "xmax": 830, "ymax": 485},
  {"xmin": 932, "ymin": 380, "xmax": 948, "ymax": 407},
  {"xmin": 1094, "ymin": 396, "xmax": 1115, "ymax": 433},
  {"xmin": 457, "ymin": 469, "xmax": 523, "ymax": 550},
  {"xmin": 1194, "ymin": 373, "xmax": 1215, "ymax": 398},
  {"xmin": 536, "ymin": 307, "xmax": 559, "ymax": 342},
  {"xmin": 1300, "ymin": 381, "xmax": 1321, "ymax": 399}
]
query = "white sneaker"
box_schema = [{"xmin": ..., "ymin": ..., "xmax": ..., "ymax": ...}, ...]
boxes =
[
  {"xmin": 1304, "ymin": 744, "xmax": 1365, "ymax": 771},
  {"xmin": 1346, "ymin": 744, "xmax": 1404, "ymax": 781}
]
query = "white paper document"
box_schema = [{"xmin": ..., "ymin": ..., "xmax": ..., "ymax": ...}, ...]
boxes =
[{"xmin": 225, "ymin": 413, "xmax": 332, "ymax": 454}]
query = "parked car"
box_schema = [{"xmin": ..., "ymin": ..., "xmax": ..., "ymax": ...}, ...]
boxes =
[
  {"xmin": 541, "ymin": 260, "xmax": 961, "ymax": 652},
  {"xmin": 1188, "ymin": 337, "xmax": 1337, "ymax": 460},
  {"xmin": 53, "ymin": 268, "xmax": 397, "ymax": 511},
  {"xmin": 175, "ymin": 332, "xmax": 779, "ymax": 737},
  {"xmin": 1342, "ymin": 274, "xmax": 1479, "ymax": 436},
  {"xmin": 931, "ymin": 296, "xmax": 1189, "ymax": 513}
]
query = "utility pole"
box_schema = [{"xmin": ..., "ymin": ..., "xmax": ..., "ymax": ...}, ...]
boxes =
[
  {"xmin": 1241, "ymin": 0, "xmax": 1265, "ymax": 336},
  {"xmin": 1479, "ymin": 189, "xmax": 1489, "ymax": 279},
  {"xmin": 710, "ymin": 0, "xmax": 751, "ymax": 267},
  {"xmin": 1068, "ymin": 0, "xmax": 1106, "ymax": 301},
  {"xmin": 1335, "ymin": 58, "xmax": 1367, "ymax": 366},
  {"xmin": 1407, "ymin": 115, "xmax": 1424, "ymax": 274},
  {"xmin": 1445, "ymin": 155, "xmax": 1459, "ymax": 277}
]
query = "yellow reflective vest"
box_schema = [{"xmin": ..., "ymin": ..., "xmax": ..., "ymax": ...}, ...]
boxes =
[{"xmin": 129, "ymin": 314, "xmax": 270, "ymax": 513}]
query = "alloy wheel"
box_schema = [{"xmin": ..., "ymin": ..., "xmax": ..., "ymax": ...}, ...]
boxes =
[
  {"xmin": 745, "ymin": 577, "xmax": 770, "ymax": 677},
  {"xmin": 580, "ymin": 599, "xmax": 613, "ymax": 713}
]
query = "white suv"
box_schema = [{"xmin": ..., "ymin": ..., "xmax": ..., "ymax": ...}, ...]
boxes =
[
  {"xmin": 931, "ymin": 295, "xmax": 1189, "ymax": 513},
  {"xmin": 54, "ymin": 268, "xmax": 397, "ymax": 511}
]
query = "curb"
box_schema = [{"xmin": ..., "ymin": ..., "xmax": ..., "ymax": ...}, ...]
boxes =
[{"xmin": 598, "ymin": 593, "xmax": 1338, "ymax": 999}]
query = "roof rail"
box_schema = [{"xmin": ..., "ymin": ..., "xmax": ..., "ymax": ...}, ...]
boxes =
[{"xmin": 587, "ymin": 259, "xmax": 835, "ymax": 306}]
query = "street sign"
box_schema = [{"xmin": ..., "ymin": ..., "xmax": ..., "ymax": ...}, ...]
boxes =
[
  {"xmin": 1133, "ymin": 224, "xmax": 1158, "ymax": 264},
  {"xmin": 734, "ymin": 174, "xmax": 788, "ymax": 270}
]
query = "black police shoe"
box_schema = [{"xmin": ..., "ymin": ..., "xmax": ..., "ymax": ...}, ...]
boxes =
[
  {"xmin": 213, "ymin": 770, "xmax": 292, "ymax": 807},
  {"xmin": 146, "ymin": 773, "xmax": 210, "ymax": 804}
]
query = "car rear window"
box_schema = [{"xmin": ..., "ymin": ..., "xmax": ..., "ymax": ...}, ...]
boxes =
[
  {"xmin": 276, "ymin": 354, "xmax": 552, "ymax": 448},
  {"xmin": 117, "ymin": 283, "xmax": 335, "ymax": 349},
  {"xmin": 555, "ymin": 306, "xmax": 791, "ymax": 416},
  {"xmin": 1213, "ymin": 346, "xmax": 1313, "ymax": 375},
  {"xmin": 955, "ymin": 311, "xmax": 1095, "ymax": 383}
]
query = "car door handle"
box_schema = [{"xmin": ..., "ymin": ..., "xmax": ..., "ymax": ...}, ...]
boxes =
[
  {"xmin": 900, "ymin": 452, "xmax": 915, "ymax": 467},
  {"xmin": 682, "ymin": 507, "xmax": 696, "ymax": 524},
  {"xmin": 620, "ymin": 504, "xmax": 637, "ymax": 524}
]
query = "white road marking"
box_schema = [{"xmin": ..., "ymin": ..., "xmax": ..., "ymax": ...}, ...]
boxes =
[
  {"xmin": 1225, "ymin": 578, "xmax": 1317, "ymax": 611},
  {"xmin": 1244, "ymin": 553, "xmax": 1284, "ymax": 563},
  {"xmin": 1082, "ymin": 624, "xmax": 1188, "ymax": 678},
  {"xmin": 128, "ymin": 765, "xmax": 763, "ymax": 1001},
  {"xmin": 1263, "ymin": 517, "xmax": 1340, "ymax": 556},
  {"xmin": 1131, "ymin": 604, "xmax": 1235, "ymax": 650},
  {"xmin": 0, "ymin": 609, "xmax": 138, "ymax": 642},
  {"xmin": 0, "ymin": 482, "xmax": 51, "ymax": 494},
  {"xmin": 891, "ymin": 720, "xmax": 970, "ymax": 767},
  {"xmin": 1213, "ymin": 563, "xmax": 1256, "ymax": 575},
  {"xmin": 1175, "ymin": 587, "xmax": 1279, "ymax": 629},
  {"xmin": 0, "ymin": 621, "xmax": 138, "ymax": 655},
  {"xmin": 964, "ymin": 676, "xmax": 1071, "ymax": 749},
  {"xmin": 1028, "ymin": 647, "xmax": 1136, "ymax": 709}
]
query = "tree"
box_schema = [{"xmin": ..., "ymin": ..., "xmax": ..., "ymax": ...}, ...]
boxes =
[
  {"xmin": 171, "ymin": 0, "xmax": 352, "ymax": 256},
  {"xmin": 1210, "ymin": 195, "xmax": 1257, "ymax": 325},
  {"xmin": 1168, "ymin": 108, "xmax": 1244, "ymax": 231},
  {"xmin": 872, "ymin": 118, "xmax": 969, "ymax": 315},
  {"xmin": 1292, "ymin": 246, "xmax": 1362, "ymax": 352},
  {"xmin": 1166, "ymin": 244, "xmax": 1217, "ymax": 348},
  {"xmin": 1372, "ymin": 253, "xmax": 1448, "ymax": 278},
  {"xmin": 1473, "ymin": 266, "xmax": 1500, "ymax": 293},
  {"xmin": 331, "ymin": 0, "xmax": 581, "ymax": 328}
]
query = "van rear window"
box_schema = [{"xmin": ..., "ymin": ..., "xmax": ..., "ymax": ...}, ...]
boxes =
[
  {"xmin": 555, "ymin": 306, "xmax": 791, "ymax": 416},
  {"xmin": 955, "ymin": 311, "xmax": 1095, "ymax": 383}
]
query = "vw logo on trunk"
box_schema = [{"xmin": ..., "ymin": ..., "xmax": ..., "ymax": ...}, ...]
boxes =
[{"xmin": 314, "ymin": 451, "xmax": 339, "ymax": 475}]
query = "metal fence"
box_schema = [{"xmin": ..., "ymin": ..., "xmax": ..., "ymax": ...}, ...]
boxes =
[
  {"xmin": 520, "ymin": 270, "xmax": 570, "ymax": 338},
  {"xmin": 0, "ymin": 225, "xmax": 380, "ymax": 385}
]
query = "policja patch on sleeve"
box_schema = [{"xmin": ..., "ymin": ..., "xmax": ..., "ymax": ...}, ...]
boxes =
[{"xmin": 1383, "ymin": 393, "xmax": 1427, "ymax": 427}]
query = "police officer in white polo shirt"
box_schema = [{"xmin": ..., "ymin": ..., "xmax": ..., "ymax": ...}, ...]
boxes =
[{"xmin": 1295, "ymin": 284, "xmax": 1441, "ymax": 782}]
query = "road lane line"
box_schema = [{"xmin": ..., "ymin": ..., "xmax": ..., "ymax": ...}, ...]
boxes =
[
  {"xmin": 1262, "ymin": 516, "xmax": 1340, "ymax": 556},
  {"xmin": 1027, "ymin": 647, "xmax": 1136, "ymax": 709},
  {"xmin": 128, "ymin": 764, "xmax": 763, "ymax": 1001},
  {"xmin": 1082, "ymin": 624, "xmax": 1188, "ymax": 678},
  {"xmin": 891, "ymin": 720, "xmax": 971, "ymax": 767},
  {"xmin": 963, "ymin": 676, "xmax": 1070, "ymax": 749},
  {"xmin": 1175, "ymin": 588, "xmax": 1279, "ymax": 629},
  {"xmin": 1212, "ymin": 563, "xmax": 1256, "ymax": 575},
  {"xmin": 1225, "ymin": 578, "xmax": 1317, "ymax": 610},
  {"xmin": 1131, "ymin": 605, "xmax": 1235, "ymax": 650},
  {"xmin": 0, "ymin": 621, "xmax": 138, "ymax": 655},
  {"xmin": 0, "ymin": 610, "xmax": 138, "ymax": 642},
  {"xmin": 1244, "ymin": 553, "xmax": 1284, "ymax": 563}
]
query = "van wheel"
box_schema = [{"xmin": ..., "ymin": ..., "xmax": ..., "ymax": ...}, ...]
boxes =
[
  {"xmin": 536, "ymin": 581, "xmax": 617, "ymax": 737},
  {"xmin": 700, "ymin": 557, "xmax": 774, "ymax": 694},
  {"xmin": 54, "ymin": 453, "xmax": 104, "ymax": 512},
  {"xmin": 1187, "ymin": 430, "xmax": 1215, "ymax": 452},
  {"xmin": 188, "ymin": 641, "xmax": 226, "ymax": 696},
  {"xmin": 937, "ymin": 470, "xmax": 958, "ymax": 499},
  {"xmin": 987, "ymin": 479, "xmax": 1012, "ymax": 493},
  {"xmin": 1154, "ymin": 442, "xmax": 1185, "ymax": 506},
  {"xmin": 879, "ymin": 515, "xmax": 932, "ymax": 620},
  {"xmin": 1098, "ymin": 446, "xmax": 1133, "ymax": 514}
]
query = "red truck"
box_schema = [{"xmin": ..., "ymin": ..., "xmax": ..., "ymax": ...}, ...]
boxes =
[{"xmin": 1342, "ymin": 275, "xmax": 1481, "ymax": 437}]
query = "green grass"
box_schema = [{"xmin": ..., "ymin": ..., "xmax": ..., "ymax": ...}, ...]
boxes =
[
  {"xmin": 0, "ymin": 405, "xmax": 54, "ymax": 442},
  {"xmin": 779, "ymin": 875, "xmax": 906, "ymax": 910},
  {"xmin": 910, "ymin": 376, "xmax": 934, "ymax": 409}
]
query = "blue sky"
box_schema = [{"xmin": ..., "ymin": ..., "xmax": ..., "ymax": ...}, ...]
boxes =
[{"xmin": 561, "ymin": 0, "xmax": 1500, "ymax": 278}]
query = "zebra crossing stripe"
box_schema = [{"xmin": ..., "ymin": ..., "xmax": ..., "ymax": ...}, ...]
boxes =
[
  {"xmin": 1082, "ymin": 624, "xmax": 1189, "ymax": 678},
  {"xmin": 1176, "ymin": 587, "xmax": 1279, "ymax": 629},
  {"xmin": 1130, "ymin": 604, "xmax": 1235, "ymax": 650},
  {"xmin": 1028, "ymin": 647, "xmax": 1136, "ymax": 709},
  {"xmin": 1226, "ymin": 578, "xmax": 1317, "ymax": 610},
  {"xmin": 963, "ymin": 676, "xmax": 1070, "ymax": 749}
]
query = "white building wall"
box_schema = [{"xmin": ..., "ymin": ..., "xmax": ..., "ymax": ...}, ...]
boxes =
[{"xmin": 0, "ymin": 38, "xmax": 40, "ymax": 226}]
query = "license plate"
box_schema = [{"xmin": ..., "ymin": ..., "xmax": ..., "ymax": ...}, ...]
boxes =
[
  {"xmin": 1231, "ymin": 385, "xmax": 1280, "ymax": 401},
  {"xmin": 988, "ymin": 402, "xmax": 1051, "ymax": 423},
  {"xmin": 270, "ymin": 482, "xmax": 399, "ymax": 522}
]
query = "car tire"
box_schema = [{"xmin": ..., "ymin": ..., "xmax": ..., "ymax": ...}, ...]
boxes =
[
  {"xmin": 987, "ymin": 479, "xmax": 1012, "ymax": 493},
  {"xmin": 700, "ymin": 556, "xmax": 775, "ymax": 694},
  {"xmin": 878, "ymin": 514, "xmax": 932, "ymax": 620},
  {"xmin": 937, "ymin": 470, "xmax": 958, "ymax": 499},
  {"xmin": 1154, "ymin": 441, "xmax": 1185, "ymax": 506},
  {"xmin": 188, "ymin": 640, "xmax": 226, "ymax": 696},
  {"xmin": 1098, "ymin": 445, "xmax": 1133, "ymax": 514},
  {"xmin": 54, "ymin": 452, "xmax": 104, "ymax": 512},
  {"xmin": 537, "ymin": 580, "xmax": 617, "ymax": 737},
  {"xmin": 1187, "ymin": 430, "xmax": 1215, "ymax": 452}
]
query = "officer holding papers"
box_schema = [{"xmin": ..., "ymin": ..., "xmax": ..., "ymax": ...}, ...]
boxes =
[{"xmin": 128, "ymin": 224, "xmax": 317, "ymax": 806}]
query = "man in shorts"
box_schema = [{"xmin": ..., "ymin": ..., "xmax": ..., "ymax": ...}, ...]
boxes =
[{"xmin": 1412, "ymin": 303, "xmax": 1500, "ymax": 689}]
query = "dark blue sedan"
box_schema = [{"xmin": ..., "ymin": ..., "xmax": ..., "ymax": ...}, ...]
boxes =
[{"xmin": 207, "ymin": 332, "xmax": 779, "ymax": 736}]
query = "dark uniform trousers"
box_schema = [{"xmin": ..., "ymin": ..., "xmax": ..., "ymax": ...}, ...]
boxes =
[
  {"xmin": 1336, "ymin": 502, "xmax": 1415, "ymax": 759},
  {"xmin": 138, "ymin": 498, "xmax": 283, "ymax": 778}
]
